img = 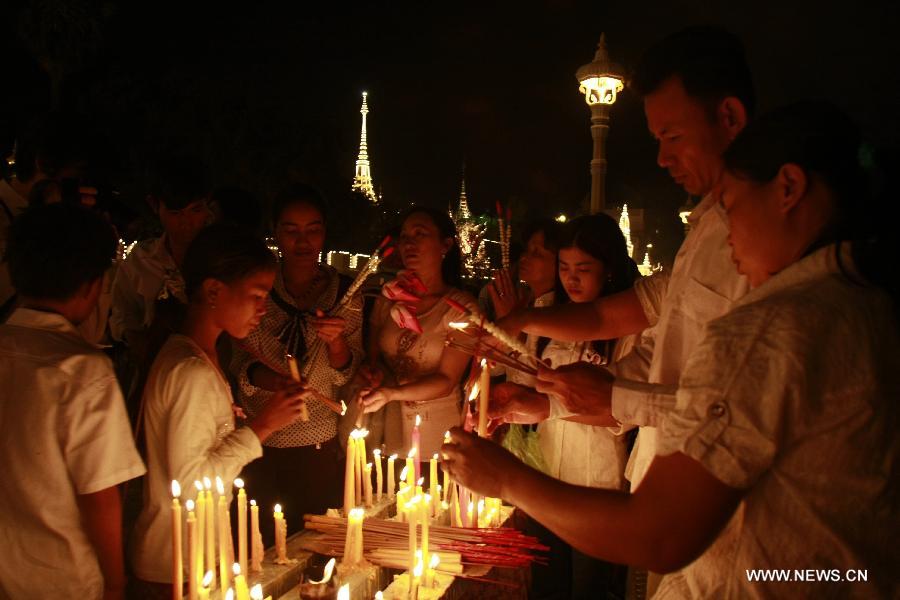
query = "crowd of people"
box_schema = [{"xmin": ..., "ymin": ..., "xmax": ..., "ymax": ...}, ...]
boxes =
[{"xmin": 0, "ymin": 25, "xmax": 896, "ymax": 600}]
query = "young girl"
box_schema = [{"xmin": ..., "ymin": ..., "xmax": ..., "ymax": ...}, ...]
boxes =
[
  {"xmin": 231, "ymin": 184, "xmax": 363, "ymax": 538},
  {"xmin": 359, "ymin": 206, "xmax": 477, "ymax": 458},
  {"xmin": 130, "ymin": 225, "xmax": 306, "ymax": 590}
]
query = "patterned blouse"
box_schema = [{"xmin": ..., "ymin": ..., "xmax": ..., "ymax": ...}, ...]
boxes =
[{"xmin": 231, "ymin": 265, "xmax": 363, "ymax": 447}]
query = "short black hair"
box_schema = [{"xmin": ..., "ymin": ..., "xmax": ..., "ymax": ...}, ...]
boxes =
[
  {"xmin": 521, "ymin": 218, "xmax": 565, "ymax": 253},
  {"xmin": 631, "ymin": 26, "xmax": 756, "ymax": 118},
  {"xmin": 270, "ymin": 182, "xmax": 329, "ymax": 231},
  {"xmin": 181, "ymin": 223, "xmax": 278, "ymax": 299},
  {"xmin": 5, "ymin": 204, "xmax": 116, "ymax": 300},
  {"xmin": 147, "ymin": 155, "xmax": 211, "ymax": 211}
]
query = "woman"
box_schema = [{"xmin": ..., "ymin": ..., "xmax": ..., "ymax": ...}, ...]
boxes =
[
  {"xmin": 130, "ymin": 225, "xmax": 306, "ymax": 592},
  {"xmin": 231, "ymin": 183, "xmax": 363, "ymax": 538},
  {"xmin": 443, "ymin": 102, "xmax": 900, "ymax": 598},
  {"xmin": 359, "ymin": 206, "xmax": 477, "ymax": 459}
]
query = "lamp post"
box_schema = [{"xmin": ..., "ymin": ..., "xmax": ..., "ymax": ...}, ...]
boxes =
[{"xmin": 576, "ymin": 33, "xmax": 624, "ymax": 214}]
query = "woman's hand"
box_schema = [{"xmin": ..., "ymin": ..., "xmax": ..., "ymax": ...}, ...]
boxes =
[
  {"xmin": 488, "ymin": 269, "xmax": 525, "ymax": 319},
  {"xmin": 312, "ymin": 309, "xmax": 347, "ymax": 345},
  {"xmin": 487, "ymin": 382, "xmax": 550, "ymax": 431},
  {"xmin": 359, "ymin": 386, "xmax": 394, "ymax": 413},
  {"xmin": 247, "ymin": 383, "xmax": 308, "ymax": 442}
]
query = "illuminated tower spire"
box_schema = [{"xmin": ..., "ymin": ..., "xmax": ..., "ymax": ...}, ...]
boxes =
[
  {"xmin": 457, "ymin": 166, "xmax": 471, "ymax": 220},
  {"xmin": 352, "ymin": 92, "xmax": 378, "ymax": 203},
  {"xmin": 619, "ymin": 203, "xmax": 634, "ymax": 258}
]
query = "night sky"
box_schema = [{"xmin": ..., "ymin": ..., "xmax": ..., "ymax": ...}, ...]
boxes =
[{"xmin": 2, "ymin": 1, "xmax": 898, "ymax": 261}]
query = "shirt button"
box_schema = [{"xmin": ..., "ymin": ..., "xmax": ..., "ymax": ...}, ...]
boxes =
[{"xmin": 708, "ymin": 403, "xmax": 726, "ymax": 418}]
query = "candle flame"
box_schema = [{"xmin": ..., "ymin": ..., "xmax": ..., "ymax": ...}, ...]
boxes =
[
  {"xmin": 432, "ymin": 453, "xmax": 439, "ymax": 460},
  {"xmin": 449, "ymin": 321, "xmax": 469, "ymax": 329},
  {"xmin": 389, "ymin": 453, "xmax": 398, "ymax": 460},
  {"xmin": 468, "ymin": 383, "xmax": 479, "ymax": 401},
  {"xmin": 375, "ymin": 592, "xmax": 384, "ymax": 600},
  {"xmin": 399, "ymin": 465, "xmax": 409, "ymax": 481},
  {"xmin": 480, "ymin": 357, "xmax": 487, "ymax": 368},
  {"xmin": 478, "ymin": 499, "xmax": 485, "ymax": 511},
  {"xmin": 250, "ymin": 499, "xmax": 257, "ymax": 507},
  {"xmin": 171, "ymin": 480, "xmax": 181, "ymax": 498},
  {"xmin": 203, "ymin": 476, "xmax": 211, "ymax": 490},
  {"xmin": 250, "ymin": 584, "xmax": 264, "ymax": 600},
  {"xmin": 349, "ymin": 507, "xmax": 365, "ymax": 520},
  {"xmin": 337, "ymin": 583, "xmax": 350, "ymax": 600},
  {"xmin": 430, "ymin": 553, "xmax": 440, "ymax": 568},
  {"xmin": 417, "ymin": 477, "xmax": 425, "ymax": 486},
  {"xmin": 413, "ymin": 557, "xmax": 424, "ymax": 577},
  {"xmin": 225, "ymin": 588, "xmax": 234, "ymax": 600},
  {"xmin": 274, "ymin": 503, "xmax": 282, "ymax": 514},
  {"xmin": 215, "ymin": 477, "xmax": 225, "ymax": 496},
  {"xmin": 408, "ymin": 447, "xmax": 416, "ymax": 459},
  {"xmin": 202, "ymin": 570, "xmax": 214, "ymax": 588},
  {"xmin": 310, "ymin": 557, "xmax": 336, "ymax": 584},
  {"xmin": 373, "ymin": 448, "xmax": 381, "ymax": 457},
  {"xmin": 415, "ymin": 414, "xmax": 421, "ymax": 427},
  {"xmin": 340, "ymin": 400, "xmax": 347, "ymax": 416},
  {"xmin": 186, "ymin": 499, "xmax": 195, "ymax": 511},
  {"xmin": 444, "ymin": 430, "xmax": 451, "ymax": 442},
  {"xmin": 234, "ymin": 477, "xmax": 244, "ymax": 489},
  {"xmin": 233, "ymin": 562, "xmax": 241, "ymax": 576},
  {"xmin": 194, "ymin": 480, "xmax": 203, "ymax": 492},
  {"xmin": 366, "ymin": 462, "xmax": 372, "ymax": 470}
]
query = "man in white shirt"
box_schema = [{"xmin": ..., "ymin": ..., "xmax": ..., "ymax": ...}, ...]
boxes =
[{"xmin": 0, "ymin": 203, "xmax": 146, "ymax": 599}]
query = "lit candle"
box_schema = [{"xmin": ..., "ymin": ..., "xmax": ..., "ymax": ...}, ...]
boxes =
[
  {"xmin": 249, "ymin": 583, "xmax": 263, "ymax": 600},
  {"xmin": 199, "ymin": 571, "xmax": 213, "ymax": 600},
  {"xmin": 344, "ymin": 432, "xmax": 357, "ymax": 516},
  {"xmin": 249, "ymin": 500, "xmax": 263, "ymax": 573},
  {"xmin": 442, "ymin": 431, "xmax": 452, "ymax": 504},
  {"xmin": 203, "ymin": 477, "xmax": 215, "ymax": 586},
  {"xmin": 387, "ymin": 454, "xmax": 397, "ymax": 498},
  {"xmin": 343, "ymin": 507, "xmax": 365, "ymax": 566},
  {"xmin": 429, "ymin": 454, "xmax": 439, "ymax": 517},
  {"xmin": 467, "ymin": 500, "xmax": 475, "ymax": 529},
  {"xmin": 338, "ymin": 584, "xmax": 350, "ymax": 600},
  {"xmin": 193, "ymin": 481, "xmax": 206, "ymax": 590},
  {"xmin": 285, "ymin": 353, "xmax": 309, "ymax": 422},
  {"xmin": 478, "ymin": 358, "xmax": 490, "ymax": 437},
  {"xmin": 426, "ymin": 553, "xmax": 439, "ymax": 588},
  {"xmin": 234, "ymin": 478, "xmax": 248, "ymax": 577},
  {"xmin": 273, "ymin": 504, "xmax": 288, "ymax": 563},
  {"xmin": 411, "ymin": 414, "xmax": 422, "ymax": 482},
  {"xmin": 186, "ymin": 499, "xmax": 198, "ymax": 600},
  {"xmin": 356, "ymin": 430, "xmax": 368, "ymax": 507},
  {"xmin": 373, "ymin": 449, "xmax": 383, "ymax": 501},
  {"xmin": 232, "ymin": 563, "xmax": 250, "ymax": 600},
  {"xmin": 405, "ymin": 448, "xmax": 416, "ymax": 495},
  {"xmin": 420, "ymin": 496, "xmax": 430, "ymax": 584},
  {"xmin": 411, "ymin": 552, "xmax": 423, "ymax": 600},
  {"xmin": 216, "ymin": 477, "xmax": 230, "ymax": 592},
  {"xmin": 364, "ymin": 463, "xmax": 373, "ymax": 507},
  {"xmin": 405, "ymin": 499, "xmax": 418, "ymax": 578},
  {"xmin": 449, "ymin": 482, "xmax": 460, "ymax": 527},
  {"xmin": 171, "ymin": 480, "xmax": 183, "ymax": 600}
]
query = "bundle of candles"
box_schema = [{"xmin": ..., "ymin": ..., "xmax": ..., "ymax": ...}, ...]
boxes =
[
  {"xmin": 170, "ymin": 476, "xmax": 286, "ymax": 600},
  {"xmin": 495, "ymin": 202, "xmax": 512, "ymax": 270},
  {"xmin": 445, "ymin": 321, "xmax": 537, "ymax": 377}
]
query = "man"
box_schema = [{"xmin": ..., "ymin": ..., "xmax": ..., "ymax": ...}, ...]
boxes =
[
  {"xmin": 0, "ymin": 204, "xmax": 146, "ymax": 599},
  {"xmin": 496, "ymin": 26, "xmax": 751, "ymax": 490}
]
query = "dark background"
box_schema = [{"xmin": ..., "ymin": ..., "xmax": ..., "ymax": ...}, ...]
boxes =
[{"xmin": 1, "ymin": 0, "xmax": 897, "ymax": 261}]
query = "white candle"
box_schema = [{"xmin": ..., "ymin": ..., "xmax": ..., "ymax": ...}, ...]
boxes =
[
  {"xmin": 411, "ymin": 414, "xmax": 421, "ymax": 482},
  {"xmin": 234, "ymin": 478, "xmax": 248, "ymax": 577},
  {"xmin": 193, "ymin": 481, "xmax": 205, "ymax": 590},
  {"xmin": 249, "ymin": 499, "xmax": 263, "ymax": 573},
  {"xmin": 203, "ymin": 478, "xmax": 215, "ymax": 586},
  {"xmin": 343, "ymin": 432, "xmax": 356, "ymax": 516},
  {"xmin": 343, "ymin": 507, "xmax": 365, "ymax": 566},
  {"xmin": 478, "ymin": 358, "xmax": 490, "ymax": 437},
  {"xmin": 171, "ymin": 480, "xmax": 183, "ymax": 600},
  {"xmin": 285, "ymin": 353, "xmax": 309, "ymax": 422},
  {"xmin": 216, "ymin": 477, "xmax": 230, "ymax": 592},
  {"xmin": 429, "ymin": 454, "xmax": 439, "ymax": 517},
  {"xmin": 274, "ymin": 504, "xmax": 287, "ymax": 563},
  {"xmin": 373, "ymin": 449, "xmax": 383, "ymax": 501},
  {"xmin": 420, "ymin": 495, "xmax": 430, "ymax": 585},
  {"xmin": 442, "ymin": 431, "xmax": 452, "ymax": 504},
  {"xmin": 199, "ymin": 571, "xmax": 213, "ymax": 600},
  {"xmin": 232, "ymin": 563, "xmax": 250, "ymax": 600},
  {"xmin": 186, "ymin": 499, "xmax": 198, "ymax": 600},
  {"xmin": 387, "ymin": 454, "xmax": 397, "ymax": 498},
  {"xmin": 364, "ymin": 463, "xmax": 373, "ymax": 507},
  {"xmin": 405, "ymin": 499, "xmax": 418, "ymax": 578}
]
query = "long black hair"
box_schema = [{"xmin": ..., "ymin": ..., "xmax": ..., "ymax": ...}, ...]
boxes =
[
  {"xmin": 397, "ymin": 205, "xmax": 463, "ymax": 288},
  {"xmin": 721, "ymin": 100, "xmax": 894, "ymax": 304}
]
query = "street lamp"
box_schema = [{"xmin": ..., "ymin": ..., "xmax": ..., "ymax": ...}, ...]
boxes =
[{"xmin": 576, "ymin": 33, "xmax": 624, "ymax": 214}]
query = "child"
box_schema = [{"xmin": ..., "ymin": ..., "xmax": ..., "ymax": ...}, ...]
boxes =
[{"xmin": 0, "ymin": 204, "xmax": 146, "ymax": 599}]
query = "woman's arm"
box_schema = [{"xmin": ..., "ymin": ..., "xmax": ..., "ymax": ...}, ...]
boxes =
[{"xmin": 361, "ymin": 344, "xmax": 470, "ymax": 412}]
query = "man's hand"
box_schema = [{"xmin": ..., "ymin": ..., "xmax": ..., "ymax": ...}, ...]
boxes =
[
  {"xmin": 535, "ymin": 362, "xmax": 614, "ymax": 416},
  {"xmin": 488, "ymin": 382, "xmax": 550, "ymax": 430},
  {"xmin": 441, "ymin": 427, "xmax": 523, "ymax": 499}
]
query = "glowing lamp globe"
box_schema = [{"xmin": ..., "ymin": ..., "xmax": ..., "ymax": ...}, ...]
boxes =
[{"xmin": 576, "ymin": 33, "xmax": 625, "ymax": 106}]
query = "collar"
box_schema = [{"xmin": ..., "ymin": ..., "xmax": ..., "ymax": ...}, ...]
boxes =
[
  {"xmin": 5, "ymin": 307, "xmax": 93, "ymax": 343},
  {"xmin": 687, "ymin": 193, "xmax": 717, "ymax": 225},
  {"xmin": 737, "ymin": 243, "xmax": 856, "ymax": 307}
]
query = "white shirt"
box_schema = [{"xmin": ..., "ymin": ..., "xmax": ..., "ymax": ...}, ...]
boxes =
[
  {"xmin": 654, "ymin": 245, "xmax": 900, "ymax": 599},
  {"xmin": 611, "ymin": 195, "xmax": 749, "ymax": 488},
  {"xmin": 538, "ymin": 335, "xmax": 634, "ymax": 490},
  {"xmin": 0, "ymin": 180, "xmax": 29, "ymax": 319},
  {"xmin": 0, "ymin": 308, "xmax": 145, "ymax": 599},
  {"xmin": 109, "ymin": 235, "xmax": 185, "ymax": 342},
  {"xmin": 130, "ymin": 334, "xmax": 263, "ymax": 583}
]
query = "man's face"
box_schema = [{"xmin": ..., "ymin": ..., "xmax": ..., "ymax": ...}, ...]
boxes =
[{"xmin": 644, "ymin": 76, "xmax": 734, "ymax": 196}]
